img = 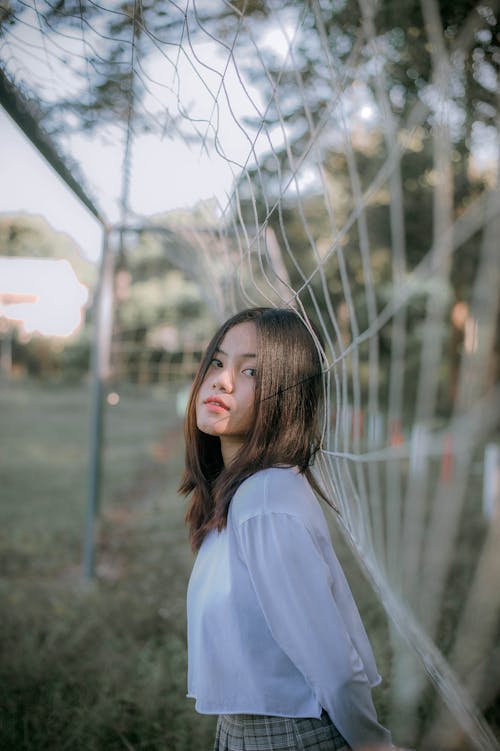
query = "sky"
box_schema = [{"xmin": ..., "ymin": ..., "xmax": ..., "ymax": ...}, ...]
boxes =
[
  {"xmin": 0, "ymin": 101, "xmax": 242, "ymax": 336},
  {"xmin": 0, "ymin": 62, "xmax": 264, "ymax": 265},
  {"xmin": 0, "ymin": 103, "xmax": 238, "ymax": 264},
  {"xmin": 0, "ymin": 11, "xmax": 306, "ymax": 342},
  {"xmin": 0, "ymin": 106, "xmax": 104, "ymax": 263},
  {"xmin": 0, "ymin": 30, "xmax": 271, "ymax": 265},
  {"xmin": 0, "ymin": 8, "xmax": 297, "ymax": 266}
]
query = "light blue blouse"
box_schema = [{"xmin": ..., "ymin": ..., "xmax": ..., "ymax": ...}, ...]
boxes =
[{"xmin": 187, "ymin": 467, "xmax": 392, "ymax": 750}]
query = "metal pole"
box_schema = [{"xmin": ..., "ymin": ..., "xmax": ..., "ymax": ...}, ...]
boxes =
[
  {"xmin": 83, "ymin": 228, "xmax": 116, "ymax": 580},
  {"xmin": 0, "ymin": 71, "xmax": 103, "ymax": 222},
  {"xmin": 0, "ymin": 322, "xmax": 13, "ymax": 380}
]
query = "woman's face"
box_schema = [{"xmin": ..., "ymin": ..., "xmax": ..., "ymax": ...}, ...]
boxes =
[{"xmin": 195, "ymin": 321, "xmax": 258, "ymax": 465}]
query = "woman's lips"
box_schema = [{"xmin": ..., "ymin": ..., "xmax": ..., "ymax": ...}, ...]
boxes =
[{"xmin": 203, "ymin": 397, "xmax": 229, "ymax": 411}]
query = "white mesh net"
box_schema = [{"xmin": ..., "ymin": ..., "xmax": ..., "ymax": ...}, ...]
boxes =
[{"xmin": 1, "ymin": 1, "xmax": 499, "ymax": 749}]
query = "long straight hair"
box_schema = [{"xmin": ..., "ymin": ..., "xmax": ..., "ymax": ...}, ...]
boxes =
[{"xmin": 179, "ymin": 307, "xmax": 331, "ymax": 551}]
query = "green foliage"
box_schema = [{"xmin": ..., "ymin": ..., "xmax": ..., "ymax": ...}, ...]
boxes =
[
  {"xmin": 119, "ymin": 269, "xmax": 202, "ymax": 330},
  {"xmin": 112, "ymin": 210, "xmax": 219, "ymax": 382},
  {"xmin": 0, "ymin": 213, "xmax": 96, "ymax": 286},
  {"xmin": 31, "ymin": 0, "xmax": 188, "ymax": 137}
]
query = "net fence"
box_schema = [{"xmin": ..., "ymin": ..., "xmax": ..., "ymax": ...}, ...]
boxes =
[{"xmin": 1, "ymin": 1, "xmax": 499, "ymax": 749}]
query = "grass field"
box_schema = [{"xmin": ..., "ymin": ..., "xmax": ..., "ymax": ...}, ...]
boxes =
[{"xmin": 0, "ymin": 380, "xmax": 217, "ymax": 751}]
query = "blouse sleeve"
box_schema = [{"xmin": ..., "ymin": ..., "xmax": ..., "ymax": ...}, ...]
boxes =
[{"xmin": 236, "ymin": 510, "xmax": 392, "ymax": 751}]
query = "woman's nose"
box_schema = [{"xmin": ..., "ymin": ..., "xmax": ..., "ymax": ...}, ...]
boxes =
[{"xmin": 214, "ymin": 367, "xmax": 234, "ymax": 392}]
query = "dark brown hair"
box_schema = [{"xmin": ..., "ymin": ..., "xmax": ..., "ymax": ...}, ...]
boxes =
[{"xmin": 179, "ymin": 307, "xmax": 330, "ymax": 551}]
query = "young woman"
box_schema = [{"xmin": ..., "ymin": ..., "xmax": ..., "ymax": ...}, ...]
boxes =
[{"xmin": 180, "ymin": 307, "xmax": 396, "ymax": 751}]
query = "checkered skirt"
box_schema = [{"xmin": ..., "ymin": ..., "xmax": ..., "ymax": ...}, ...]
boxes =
[{"xmin": 213, "ymin": 711, "xmax": 350, "ymax": 751}]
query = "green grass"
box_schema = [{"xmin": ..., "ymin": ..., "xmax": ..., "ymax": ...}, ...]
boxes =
[{"xmin": 0, "ymin": 380, "xmax": 216, "ymax": 751}]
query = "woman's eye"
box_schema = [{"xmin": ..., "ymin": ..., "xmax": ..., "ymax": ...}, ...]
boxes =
[
  {"xmin": 210, "ymin": 358, "xmax": 223, "ymax": 368},
  {"xmin": 242, "ymin": 368, "xmax": 257, "ymax": 377}
]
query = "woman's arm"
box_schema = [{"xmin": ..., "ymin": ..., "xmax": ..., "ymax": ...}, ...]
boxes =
[{"xmin": 237, "ymin": 510, "xmax": 393, "ymax": 751}]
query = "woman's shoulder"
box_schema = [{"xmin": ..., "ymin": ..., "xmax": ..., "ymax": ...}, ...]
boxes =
[{"xmin": 230, "ymin": 466, "xmax": 319, "ymax": 526}]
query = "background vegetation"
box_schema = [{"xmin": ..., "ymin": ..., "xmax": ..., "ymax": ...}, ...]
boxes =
[{"xmin": 0, "ymin": 382, "xmax": 217, "ymax": 750}]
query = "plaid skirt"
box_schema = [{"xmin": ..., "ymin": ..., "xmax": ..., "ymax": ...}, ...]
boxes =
[{"xmin": 213, "ymin": 711, "xmax": 350, "ymax": 751}]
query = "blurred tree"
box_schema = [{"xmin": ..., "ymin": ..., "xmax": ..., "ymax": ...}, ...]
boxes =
[
  {"xmin": 0, "ymin": 213, "xmax": 95, "ymax": 285},
  {"xmin": 222, "ymin": 0, "xmax": 499, "ymax": 412},
  {"xmin": 108, "ymin": 211, "xmax": 218, "ymax": 383}
]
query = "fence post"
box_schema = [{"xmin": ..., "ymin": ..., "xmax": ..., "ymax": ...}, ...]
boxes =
[
  {"xmin": 83, "ymin": 227, "xmax": 116, "ymax": 580},
  {"xmin": 483, "ymin": 443, "xmax": 500, "ymax": 521}
]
